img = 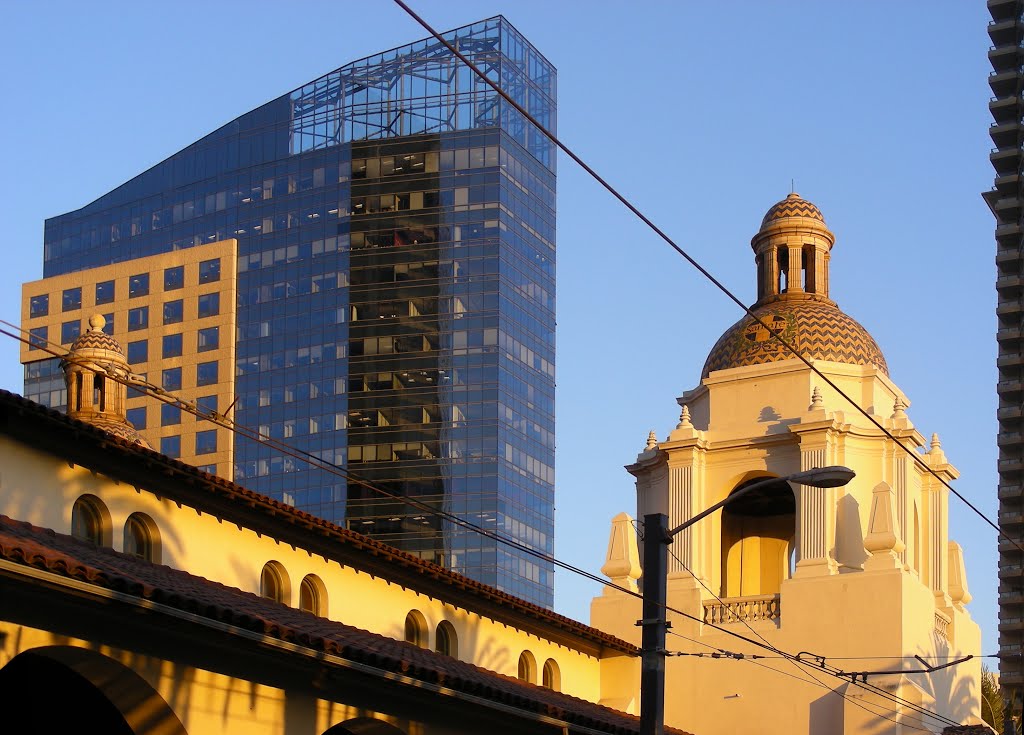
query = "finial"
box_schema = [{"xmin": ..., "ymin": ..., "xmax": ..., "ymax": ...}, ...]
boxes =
[
  {"xmin": 809, "ymin": 386, "xmax": 823, "ymax": 410},
  {"xmin": 645, "ymin": 430, "xmax": 658, "ymax": 450},
  {"xmin": 790, "ymin": 178, "xmax": 795, "ymax": 194},
  {"xmin": 87, "ymin": 314, "xmax": 106, "ymax": 332},
  {"xmin": 891, "ymin": 396, "xmax": 907, "ymax": 420},
  {"xmin": 930, "ymin": 433, "xmax": 941, "ymax": 451},
  {"xmin": 676, "ymin": 405, "xmax": 693, "ymax": 430}
]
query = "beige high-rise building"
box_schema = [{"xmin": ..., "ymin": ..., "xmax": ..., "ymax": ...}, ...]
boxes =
[
  {"xmin": 591, "ymin": 194, "xmax": 983, "ymax": 734},
  {"xmin": 20, "ymin": 239, "xmax": 237, "ymax": 478}
]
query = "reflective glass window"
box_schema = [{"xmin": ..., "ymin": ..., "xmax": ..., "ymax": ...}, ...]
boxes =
[
  {"xmin": 126, "ymin": 406, "xmax": 146, "ymax": 429},
  {"xmin": 62, "ymin": 288, "xmax": 81, "ymax": 312},
  {"xmin": 95, "ymin": 280, "xmax": 115, "ymax": 305},
  {"xmin": 164, "ymin": 266, "xmax": 184, "ymax": 291},
  {"xmin": 197, "ymin": 293, "xmax": 219, "ymax": 318},
  {"xmin": 163, "ymin": 300, "xmax": 184, "ymax": 325},
  {"xmin": 61, "ymin": 320, "xmax": 80, "ymax": 344},
  {"xmin": 30, "ymin": 294, "xmax": 48, "ymax": 318},
  {"xmin": 197, "ymin": 326, "xmax": 219, "ymax": 352},
  {"xmin": 101, "ymin": 314, "xmax": 114, "ymax": 335},
  {"xmin": 161, "ymin": 403, "xmax": 181, "ymax": 426},
  {"xmin": 129, "ymin": 273, "xmax": 149, "ymax": 298},
  {"xmin": 196, "ymin": 361, "xmax": 218, "ymax": 386},
  {"xmin": 199, "ymin": 258, "xmax": 221, "ymax": 284},
  {"xmin": 128, "ymin": 306, "xmax": 148, "ymax": 331},
  {"xmin": 196, "ymin": 395, "xmax": 217, "ymax": 414},
  {"xmin": 28, "ymin": 326, "xmax": 47, "ymax": 351},
  {"xmin": 127, "ymin": 340, "xmax": 148, "ymax": 364},
  {"xmin": 195, "ymin": 429, "xmax": 217, "ymax": 455},
  {"xmin": 162, "ymin": 367, "xmax": 182, "ymax": 391},
  {"xmin": 160, "ymin": 435, "xmax": 181, "ymax": 458},
  {"xmin": 162, "ymin": 333, "xmax": 183, "ymax": 358}
]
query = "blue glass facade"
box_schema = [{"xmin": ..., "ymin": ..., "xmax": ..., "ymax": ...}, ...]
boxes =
[{"xmin": 33, "ymin": 17, "xmax": 556, "ymax": 606}]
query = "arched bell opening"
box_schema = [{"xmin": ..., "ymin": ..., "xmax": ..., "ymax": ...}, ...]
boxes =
[{"xmin": 720, "ymin": 477, "xmax": 796, "ymax": 598}]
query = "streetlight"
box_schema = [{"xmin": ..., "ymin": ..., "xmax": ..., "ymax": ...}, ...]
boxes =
[{"xmin": 638, "ymin": 466, "xmax": 856, "ymax": 735}]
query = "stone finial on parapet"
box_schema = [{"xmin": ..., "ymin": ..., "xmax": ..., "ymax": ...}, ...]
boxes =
[
  {"xmin": 676, "ymin": 405, "xmax": 693, "ymax": 431},
  {"xmin": 863, "ymin": 482, "xmax": 906, "ymax": 571},
  {"xmin": 645, "ymin": 431, "xmax": 658, "ymax": 450},
  {"xmin": 601, "ymin": 512, "xmax": 642, "ymax": 594},
  {"xmin": 809, "ymin": 386, "xmax": 824, "ymax": 411},
  {"xmin": 948, "ymin": 541, "xmax": 972, "ymax": 609},
  {"xmin": 929, "ymin": 433, "xmax": 947, "ymax": 464},
  {"xmin": 891, "ymin": 396, "xmax": 908, "ymax": 420}
]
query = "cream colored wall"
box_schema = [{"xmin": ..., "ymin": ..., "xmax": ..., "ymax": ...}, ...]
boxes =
[{"xmin": 0, "ymin": 435, "xmax": 605, "ymax": 703}]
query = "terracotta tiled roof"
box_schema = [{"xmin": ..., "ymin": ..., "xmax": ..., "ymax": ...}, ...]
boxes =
[
  {"xmin": 0, "ymin": 515, "xmax": 690, "ymax": 735},
  {"xmin": 0, "ymin": 389, "xmax": 635, "ymax": 656}
]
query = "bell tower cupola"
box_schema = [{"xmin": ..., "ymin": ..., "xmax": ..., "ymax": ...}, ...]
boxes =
[{"xmin": 752, "ymin": 192, "xmax": 835, "ymax": 305}]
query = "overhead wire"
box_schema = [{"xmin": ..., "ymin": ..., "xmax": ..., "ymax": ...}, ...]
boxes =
[{"xmin": 387, "ymin": 0, "xmax": 1018, "ymax": 558}]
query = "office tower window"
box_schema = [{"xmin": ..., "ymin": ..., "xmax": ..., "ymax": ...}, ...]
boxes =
[
  {"xmin": 129, "ymin": 273, "xmax": 149, "ymax": 298},
  {"xmin": 164, "ymin": 265, "xmax": 184, "ymax": 291},
  {"xmin": 62, "ymin": 287, "xmax": 81, "ymax": 312},
  {"xmin": 196, "ymin": 395, "xmax": 217, "ymax": 414},
  {"xmin": 127, "ymin": 340, "xmax": 148, "ymax": 364},
  {"xmin": 195, "ymin": 430, "xmax": 217, "ymax": 455},
  {"xmin": 28, "ymin": 326, "xmax": 47, "ymax": 351},
  {"xmin": 160, "ymin": 435, "xmax": 181, "ymax": 458},
  {"xmin": 197, "ymin": 326, "xmax": 219, "ymax": 352},
  {"xmin": 162, "ymin": 333, "xmax": 183, "ymax": 358},
  {"xmin": 101, "ymin": 314, "xmax": 114, "ymax": 335},
  {"xmin": 163, "ymin": 299, "xmax": 184, "ymax": 325},
  {"xmin": 162, "ymin": 367, "xmax": 182, "ymax": 391},
  {"xmin": 196, "ymin": 361, "xmax": 218, "ymax": 386},
  {"xmin": 161, "ymin": 403, "xmax": 181, "ymax": 426},
  {"xmin": 127, "ymin": 306, "xmax": 148, "ymax": 331},
  {"xmin": 199, "ymin": 258, "xmax": 221, "ymax": 283},
  {"xmin": 61, "ymin": 320, "xmax": 80, "ymax": 344},
  {"xmin": 30, "ymin": 294, "xmax": 48, "ymax": 318},
  {"xmin": 197, "ymin": 293, "xmax": 219, "ymax": 318},
  {"xmin": 95, "ymin": 280, "xmax": 115, "ymax": 305},
  {"xmin": 126, "ymin": 406, "xmax": 146, "ymax": 429}
]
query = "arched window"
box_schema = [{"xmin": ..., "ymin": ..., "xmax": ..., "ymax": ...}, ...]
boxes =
[
  {"xmin": 260, "ymin": 562, "xmax": 290, "ymax": 605},
  {"xmin": 71, "ymin": 495, "xmax": 111, "ymax": 547},
  {"xmin": 404, "ymin": 610, "xmax": 428, "ymax": 648},
  {"xmin": 435, "ymin": 621, "xmax": 457, "ymax": 658},
  {"xmin": 720, "ymin": 477, "xmax": 796, "ymax": 598},
  {"xmin": 517, "ymin": 651, "xmax": 537, "ymax": 684},
  {"xmin": 298, "ymin": 574, "xmax": 327, "ymax": 616},
  {"xmin": 542, "ymin": 659, "xmax": 561, "ymax": 691},
  {"xmin": 123, "ymin": 513, "xmax": 160, "ymax": 563}
]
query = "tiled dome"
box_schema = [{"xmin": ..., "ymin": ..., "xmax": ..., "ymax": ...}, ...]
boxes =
[
  {"xmin": 69, "ymin": 315, "xmax": 124, "ymax": 356},
  {"xmin": 702, "ymin": 298, "xmax": 887, "ymax": 378},
  {"xmin": 759, "ymin": 192, "xmax": 825, "ymax": 229}
]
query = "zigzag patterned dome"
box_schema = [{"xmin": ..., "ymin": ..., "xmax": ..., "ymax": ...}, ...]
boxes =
[
  {"xmin": 760, "ymin": 192, "xmax": 825, "ymax": 229},
  {"xmin": 68, "ymin": 315, "xmax": 124, "ymax": 356},
  {"xmin": 703, "ymin": 192, "xmax": 887, "ymax": 378},
  {"xmin": 702, "ymin": 296, "xmax": 888, "ymax": 378}
]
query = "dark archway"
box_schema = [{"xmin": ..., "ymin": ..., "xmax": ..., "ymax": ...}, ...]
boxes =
[
  {"xmin": 324, "ymin": 716, "xmax": 408, "ymax": 735},
  {"xmin": 0, "ymin": 646, "xmax": 187, "ymax": 735},
  {"xmin": 720, "ymin": 477, "xmax": 796, "ymax": 597}
]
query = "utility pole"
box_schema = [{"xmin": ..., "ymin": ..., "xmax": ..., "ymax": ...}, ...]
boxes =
[{"xmin": 639, "ymin": 513, "xmax": 670, "ymax": 735}]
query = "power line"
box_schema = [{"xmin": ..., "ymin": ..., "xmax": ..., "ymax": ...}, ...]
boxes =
[{"xmin": 387, "ymin": 0, "xmax": 1018, "ymax": 557}]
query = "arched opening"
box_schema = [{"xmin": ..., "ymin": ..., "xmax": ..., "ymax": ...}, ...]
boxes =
[
  {"xmin": 0, "ymin": 646, "xmax": 187, "ymax": 735},
  {"xmin": 517, "ymin": 650, "xmax": 537, "ymax": 684},
  {"xmin": 542, "ymin": 658, "xmax": 561, "ymax": 691},
  {"xmin": 435, "ymin": 620, "xmax": 457, "ymax": 658},
  {"xmin": 720, "ymin": 477, "xmax": 796, "ymax": 597},
  {"xmin": 298, "ymin": 574, "xmax": 327, "ymax": 616},
  {"xmin": 404, "ymin": 610, "xmax": 428, "ymax": 648},
  {"xmin": 123, "ymin": 513, "xmax": 161, "ymax": 563},
  {"xmin": 777, "ymin": 249, "xmax": 788, "ymax": 293},
  {"xmin": 71, "ymin": 495, "xmax": 112, "ymax": 547},
  {"xmin": 260, "ymin": 561, "xmax": 290, "ymax": 605}
]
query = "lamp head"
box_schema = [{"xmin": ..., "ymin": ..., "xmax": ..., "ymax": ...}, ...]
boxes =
[{"xmin": 787, "ymin": 466, "xmax": 855, "ymax": 488}]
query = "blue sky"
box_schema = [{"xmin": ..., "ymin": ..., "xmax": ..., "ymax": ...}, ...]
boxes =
[{"xmin": 1, "ymin": 1, "xmax": 999, "ymax": 656}]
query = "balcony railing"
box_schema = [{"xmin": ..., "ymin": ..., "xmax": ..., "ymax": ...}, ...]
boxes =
[
  {"xmin": 703, "ymin": 594, "xmax": 780, "ymax": 625},
  {"xmin": 935, "ymin": 610, "xmax": 951, "ymax": 640}
]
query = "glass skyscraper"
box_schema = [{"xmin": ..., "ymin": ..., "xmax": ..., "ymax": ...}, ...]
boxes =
[{"xmin": 28, "ymin": 17, "xmax": 556, "ymax": 607}]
